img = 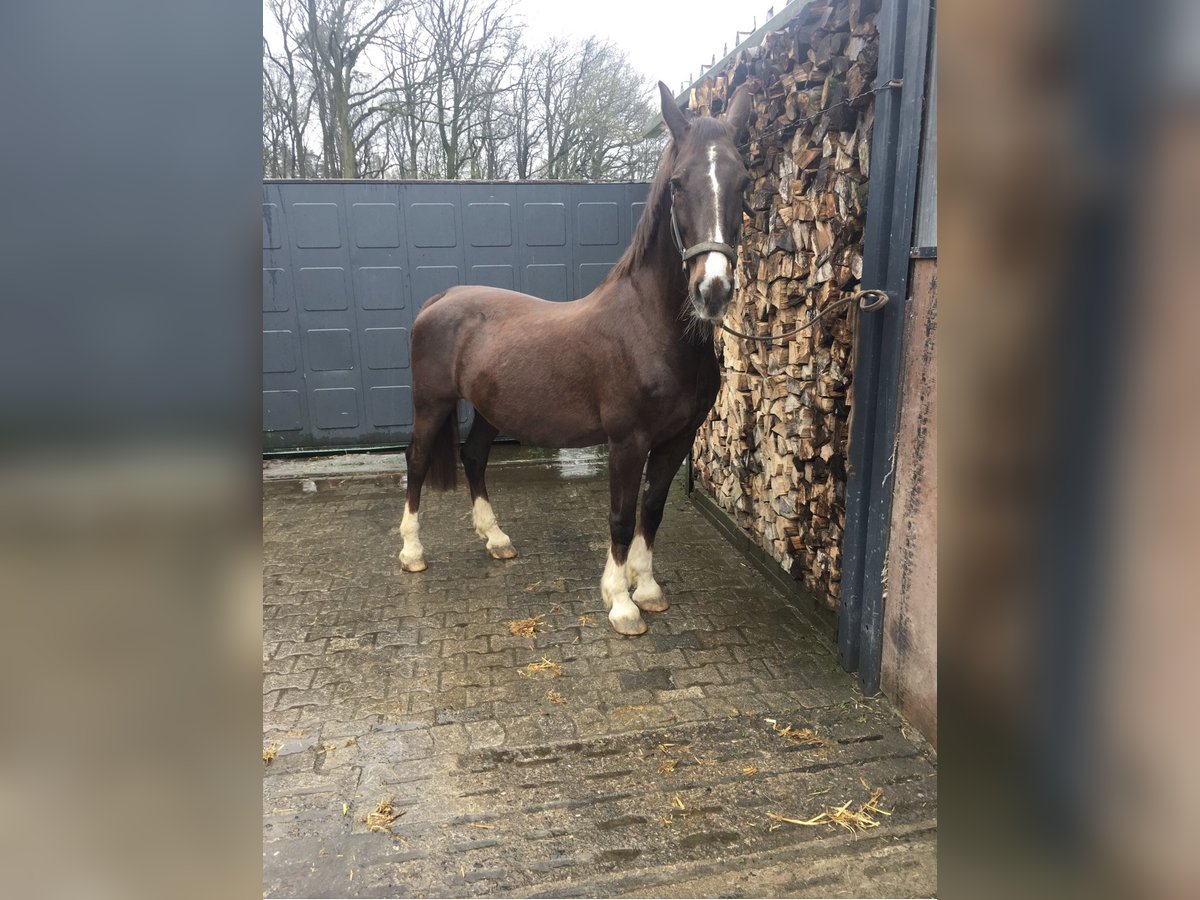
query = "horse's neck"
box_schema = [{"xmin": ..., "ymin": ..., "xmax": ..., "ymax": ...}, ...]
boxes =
[{"xmin": 626, "ymin": 204, "xmax": 702, "ymax": 340}]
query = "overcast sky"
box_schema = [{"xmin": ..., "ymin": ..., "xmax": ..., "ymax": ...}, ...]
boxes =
[
  {"xmin": 515, "ymin": 0, "xmax": 775, "ymax": 93},
  {"xmin": 265, "ymin": 1, "xmax": 779, "ymax": 95}
]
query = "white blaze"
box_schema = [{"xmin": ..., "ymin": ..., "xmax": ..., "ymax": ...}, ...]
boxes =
[{"xmin": 699, "ymin": 144, "xmax": 730, "ymax": 295}]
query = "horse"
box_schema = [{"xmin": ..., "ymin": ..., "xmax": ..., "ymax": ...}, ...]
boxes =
[{"xmin": 399, "ymin": 81, "xmax": 754, "ymax": 636}]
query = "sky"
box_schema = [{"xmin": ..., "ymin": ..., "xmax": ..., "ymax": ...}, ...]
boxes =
[
  {"xmin": 264, "ymin": 1, "xmax": 782, "ymax": 97},
  {"xmin": 514, "ymin": 0, "xmax": 777, "ymax": 95}
]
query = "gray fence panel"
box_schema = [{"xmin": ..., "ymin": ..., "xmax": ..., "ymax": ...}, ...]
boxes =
[{"xmin": 263, "ymin": 181, "xmax": 649, "ymax": 451}]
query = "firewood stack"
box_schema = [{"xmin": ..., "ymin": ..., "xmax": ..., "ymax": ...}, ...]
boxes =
[{"xmin": 688, "ymin": 0, "xmax": 880, "ymax": 608}]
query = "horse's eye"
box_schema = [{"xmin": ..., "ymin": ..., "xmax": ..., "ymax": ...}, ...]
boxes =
[{"xmin": 670, "ymin": 177, "xmax": 684, "ymax": 193}]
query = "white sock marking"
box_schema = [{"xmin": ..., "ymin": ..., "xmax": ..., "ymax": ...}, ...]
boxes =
[
  {"xmin": 472, "ymin": 496, "xmax": 512, "ymax": 551},
  {"xmin": 626, "ymin": 534, "xmax": 663, "ymax": 607},
  {"xmin": 398, "ymin": 500, "xmax": 424, "ymax": 568},
  {"xmin": 601, "ymin": 546, "xmax": 644, "ymax": 633}
]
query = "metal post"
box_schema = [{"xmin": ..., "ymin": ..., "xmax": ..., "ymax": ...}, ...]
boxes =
[{"xmin": 837, "ymin": 0, "xmax": 932, "ymax": 694}]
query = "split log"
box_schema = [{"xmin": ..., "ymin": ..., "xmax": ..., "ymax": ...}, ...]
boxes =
[{"xmin": 690, "ymin": 0, "xmax": 879, "ymax": 609}]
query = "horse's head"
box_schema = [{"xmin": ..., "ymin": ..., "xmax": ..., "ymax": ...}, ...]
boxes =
[{"xmin": 658, "ymin": 80, "xmax": 754, "ymax": 323}]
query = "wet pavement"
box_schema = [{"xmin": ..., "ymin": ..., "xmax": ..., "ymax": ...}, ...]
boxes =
[{"xmin": 263, "ymin": 448, "xmax": 937, "ymax": 897}]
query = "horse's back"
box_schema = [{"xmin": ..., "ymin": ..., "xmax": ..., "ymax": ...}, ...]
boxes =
[{"xmin": 416, "ymin": 284, "xmax": 561, "ymax": 324}]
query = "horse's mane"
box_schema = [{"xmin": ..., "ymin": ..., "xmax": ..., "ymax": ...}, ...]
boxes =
[
  {"xmin": 600, "ymin": 139, "xmax": 678, "ymax": 286},
  {"xmin": 601, "ymin": 117, "xmax": 732, "ymax": 288}
]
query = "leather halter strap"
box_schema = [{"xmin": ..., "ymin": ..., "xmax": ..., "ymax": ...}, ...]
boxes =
[{"xmin": 670, "ymin": 200, "xmax": 737, "ymax": 268}]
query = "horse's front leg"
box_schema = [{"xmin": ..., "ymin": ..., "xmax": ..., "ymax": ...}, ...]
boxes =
[
  {"xmin": 627, "ymin": 428, "xmax": 695, "ymax": 613},
  {"xmin": 602, "ymin": 435, "xmax": 650, "ymax": 635}
]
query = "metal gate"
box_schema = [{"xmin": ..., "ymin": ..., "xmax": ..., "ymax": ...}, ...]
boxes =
[{"xmin": 262, "ymin": 180, "xmax": 650, "ymax": 451}]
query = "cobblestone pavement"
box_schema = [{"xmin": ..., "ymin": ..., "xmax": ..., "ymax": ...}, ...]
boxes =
[{"xmin": 263, "ymin": 450, "xmax": 937, "ymax": 898}]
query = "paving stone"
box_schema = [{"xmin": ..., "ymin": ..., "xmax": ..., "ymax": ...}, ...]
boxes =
[
  {"xmin": 618, "ymin": 667, "xmax": 674, "ymax": 692},
  {"xmin": 263, "ymin": 451, "xmax": 935, "ymax": 898}
]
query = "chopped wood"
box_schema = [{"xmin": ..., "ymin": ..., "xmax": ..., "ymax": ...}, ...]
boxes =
[{"xmin": 689, "ymin": 0, "xmax": 879, "ymax": 609}]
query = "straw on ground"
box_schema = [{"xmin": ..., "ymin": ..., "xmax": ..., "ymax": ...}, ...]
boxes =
[
  {"xmin": 507, "ymin": 614, "xmax": 546, "ymax": 637},
  {"xmin": 363, "ymin": 798, "xmax": 403, "ymax": 834},
  {"xmin": 767, "ymin": 787, "xmax": 892, "ymax": 835}
]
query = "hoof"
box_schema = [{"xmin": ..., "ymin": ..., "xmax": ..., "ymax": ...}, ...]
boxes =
[
  {"xmin": 633, "ymin": 584, "xmax": 669, "ymax": 613},
  {"xmin": 488, "ymin": 544, "xmax": 518, "ymax": 560},
  {"xmin": 609, "ymin": 610, "xmax": 648, "ymax": 636},
  {"xmin": 399, "ymin": 555, "xmax": 427, "ymax": 573}
]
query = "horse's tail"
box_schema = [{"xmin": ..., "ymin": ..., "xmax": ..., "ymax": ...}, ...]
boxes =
[{"xmin": 426, "ymin": 406, "xmax": 459, "ymax": 492}]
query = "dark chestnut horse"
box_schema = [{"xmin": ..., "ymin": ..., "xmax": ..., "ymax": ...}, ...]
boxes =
[{"xmin": 400, "ymin": 81, "xmax": 753, "ymax": 635}]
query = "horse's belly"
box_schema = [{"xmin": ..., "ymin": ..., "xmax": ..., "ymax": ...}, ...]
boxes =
[{"xmin": 471, "ymin": 396, "xmax": 605, "ymax": 450}]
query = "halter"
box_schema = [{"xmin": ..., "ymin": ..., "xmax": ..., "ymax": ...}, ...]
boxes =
[{"xmin": 669, "ymin": 199, "xmax": 738, "ymax": 270}]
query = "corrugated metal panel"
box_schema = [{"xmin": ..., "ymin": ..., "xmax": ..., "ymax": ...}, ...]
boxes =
[{"xmin": 262, "ymin": 181, "xmax": 649, "ymax": 451}]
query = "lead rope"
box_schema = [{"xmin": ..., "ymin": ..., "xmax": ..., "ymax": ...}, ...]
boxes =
[{"xmin": 718, "ymin": 289, "xmax": 890, "ymax": 344}]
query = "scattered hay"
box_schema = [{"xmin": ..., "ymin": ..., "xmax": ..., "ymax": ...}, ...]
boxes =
[
  {"xmin": 549, "ymin": 603, "xmax": 564, "ymax": 614},
  {"xmin": 519, "ymin": 656, "xmax": 564, "ymax": 677},
  {"xmin": 656, "ymin": 741, "xmax": 703, "ymax": 774},
  {"xmin": 742, "ymin": 765, "xmax": 759, "ymax": 776},
  {"xmin": 765, "ymin": 718, "xmax": 830, "ymax": 750},
  {"xmin": 546, "ymin": 690, "xmax": 566, "ymax": 705},
  {"xmin": 363, "ymin": 798, "xmax": 403, "ymax": 834},
  {"xmin": 673, "ymin": 794, "xmax": 686, "ymax": 810},
  {"xmin": 263, "ymin": 743, "xmax": 278, "ymax": 765},
  {"xmin": 578, "ymin": 614, "xmax": 595, "ymax": 626},
  {"xmin": 467, "ymin": 822, "xmax": 496, "ymax": 830},
  {"xmin": 317, "ymin": 742, "xmax": 337, "ymax": 756},
  {"xmin": 658, "ymin": 815, "xmax": 673, "ymax": 827},
  {"xmin": 507, "ymin": 614, "xmax": 547, "ymax": 637},
  {"xmin": 767, "ymin": 787, "xmax": 892, "ymax": 835},
  {"xmin": 522, "ymin": 580, "xmax": 542, "ymax": 593},
  {"xmin": 342, "ymin": 802, "xmax": 349, "ymax": 816}
]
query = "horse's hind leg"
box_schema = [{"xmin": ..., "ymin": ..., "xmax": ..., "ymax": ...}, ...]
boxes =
[
  {"xmin": 461, "ymin": 414, "xmax": 516, "ymax": 560},
  {"xmin": 627, "ymin": 429, "xmax": 694, "ymax": 613},
  {"xmin": 399, "ymin": 396, "xmax": 458, "ymax": 573}
]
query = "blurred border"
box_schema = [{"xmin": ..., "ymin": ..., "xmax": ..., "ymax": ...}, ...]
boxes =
[
  {"xmin": 941, "ymin": 0, "xmax": 1199, "ymax": 895},
  {"xmin": 0, "ymin": 2, "xmax": 263, "ymax": 898}
]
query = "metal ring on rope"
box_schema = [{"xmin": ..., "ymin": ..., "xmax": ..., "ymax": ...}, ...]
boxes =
[{"xmin": 718, "ymin": 289, "xmax": 890, "ymax": 343}]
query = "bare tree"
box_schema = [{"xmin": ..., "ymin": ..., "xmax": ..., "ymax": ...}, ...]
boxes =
[
  {"xmin": 416, "ymin": 0, "xmax": 517, "ymax": 178},
  {"xmin": 262, "ymin": 0, "xmax": 661, "ymax": 183},
  {"xmin": 503, "ymin": 45, "xmax": 543, "ymax": 179},
  {"xmin": 295, "ymin": 0, "xmax": 412, "ymax": 177},
  {"xmin": 264, "ymin": 0, "xmax": 315, "ymax": 177}
]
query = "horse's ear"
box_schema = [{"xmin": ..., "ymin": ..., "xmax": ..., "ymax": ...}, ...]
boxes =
[
  {"xmin": 658, "ymin": 81, "xmax": 689, "ymax": 143},
  {"xmin": 722, "ymin": 81, "xmax": 756, "ymax": 142}
]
